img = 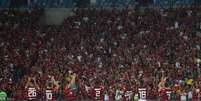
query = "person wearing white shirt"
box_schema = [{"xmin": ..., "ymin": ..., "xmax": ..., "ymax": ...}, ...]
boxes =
[
  {"xmin": 175, "ymin": 21, "xmax": 179, "ymax": 29},
  {"xmin": 187, "ymin": 91, "xmax": 192, "ymax": 100},
  {"xmin": 115, "ymin": 89, "xmax": 122, "ymax": 101},
  {"xmin": 104, "ymin": 92, "xmax": 109, "ymax": 101},
  {"xmin": 181, "ymin": 92, "xmax": 187, "ymax": 101}
]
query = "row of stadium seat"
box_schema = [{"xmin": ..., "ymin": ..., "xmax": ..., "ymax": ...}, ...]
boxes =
[
  {"xmin": 0, "ymin": 0, "xmax": 74, "ymax": 8},
  {"xmin": 27, "ymin": 0, "xmax": 74, "ymax": 8},
  {"xmin": 0, "ymin": 0, "xmax": 196, "ymax": 9},
  {"xmin": 154, "ymin": 0, "xmax": 193, "ymax": 8},
  {"xmin": 93, "ymin": 0, "xmax": 139, "ymax": 8},
  {"xmin": 94, "ymin": 0, "xmax": 193, "ymax": 8}
]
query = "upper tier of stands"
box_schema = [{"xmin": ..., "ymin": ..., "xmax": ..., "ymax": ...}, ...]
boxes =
[{"xmin": 0, "ymin": 0, "xmax": 197, "ymax": 9}]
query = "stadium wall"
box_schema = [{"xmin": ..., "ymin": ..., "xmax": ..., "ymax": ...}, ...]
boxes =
[{"xmin": 40, "ymin": 8, "xmax": 73, "ymax": 25}]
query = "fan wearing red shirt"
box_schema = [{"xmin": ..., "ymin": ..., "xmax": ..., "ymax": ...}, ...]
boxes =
[
  {"xmin": 192, "ymin": 89, "xmax": 199, "ymax": 101},
  {"xmin": 64, "ymin": 72, "xmax": 77, "ymax": 101},
  {"xmin": 120, "ymin": 83, "xmax": 133, "ymax": 101},
  {"xmin": 108, "ymin": 86, "xmax": 115, "ymax": 100},
  {"xmin": 159, "ymin": 88, "xmax": 169, "ymax": 101},
  {"xmin": 44, "ymin": 86, "xmax": 54, "ymax": 101},
  {"xmin": 92, "ymin": 82, "xmax": 105, "ymax": 101},
  {"xmin": 43, "ymin": 78, "xmax": 59, "ymax": 101},
  {"xmin": 64, "ymin": 81, "xmax": 75, "ymax": 101},
  {"xmin": 158, "ymin": 77, "xmax": 168, "ymax": 101},
  {"xmin": 192, "ymin": 81, "xmax": 201, "ymax": 101},
  {"xmin": 25, "ymin": 77, "xmax": 40, "ymax": 101}
]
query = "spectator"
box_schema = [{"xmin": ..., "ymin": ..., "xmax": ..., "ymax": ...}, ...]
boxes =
[{"xmin": 0, "ymin": 7, "xmax": 201, "ymax": 100}]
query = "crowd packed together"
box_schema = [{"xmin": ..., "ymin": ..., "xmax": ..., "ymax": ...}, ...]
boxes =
[{"xmin": 0, "ymin": 7, "xmax": 201, "ymax": 100}]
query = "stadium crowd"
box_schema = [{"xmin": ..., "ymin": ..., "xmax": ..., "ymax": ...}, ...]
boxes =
[{"xmin": 0, "ymin": 7, "xmax": 201, "ymax": 100}]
